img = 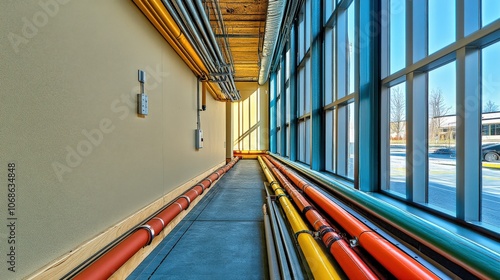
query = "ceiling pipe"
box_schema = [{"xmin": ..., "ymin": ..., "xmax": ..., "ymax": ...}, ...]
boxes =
[
  {"xmin": 258, "ymin": 0, "xmax": 287, "ymax": 85},
  {"xmin": 257, "ymin": 156, "xmax": 342, "ymax": 280},
  {"xmin": 73, "ymin": 157, "xmax": 240, "ymax": 279},
  {"xmin": 133, "ymin": 0, "xmax": 238, "ymax": 101},
  {"xmin": 133, "ymin": 0, "xmax": 204, "ymax": 76},
  {"xmin": 265, "ymin": 155, "xmax": 440, "ymax": 280},
  {"xmin": 162, "ymin": 0, "xmax": 233, "ymax": 100},
  {"xmin": 263, "ymin": 157, "xmax": 379, "ymax": 280},
  {"xmin": 167, "ymin": 0, "xmax": 238, "ymax": 101}
]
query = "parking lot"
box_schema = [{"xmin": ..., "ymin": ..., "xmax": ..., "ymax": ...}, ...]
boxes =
[{"xmin": 389, "ymin": 147, "xmax": 500, "ymax": 227}]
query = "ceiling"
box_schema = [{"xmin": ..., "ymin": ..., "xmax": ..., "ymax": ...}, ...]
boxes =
[{"xmin": 206, "ymin": 0, "xmax": 269, "ymax": 83}]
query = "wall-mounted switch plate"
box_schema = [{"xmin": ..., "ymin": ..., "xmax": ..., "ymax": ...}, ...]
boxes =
[
  {"xmin": 137, "ymin": 93, "xmax": 148, "ymax": 115},
  {"xmin": 195, "ymin": 129, "xmax": 203, "ymax": 149}
]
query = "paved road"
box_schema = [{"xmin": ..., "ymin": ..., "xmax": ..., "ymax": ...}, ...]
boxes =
[{"xmin": 388, "ymin": 149, "xmax": 500, "ymax": 227}]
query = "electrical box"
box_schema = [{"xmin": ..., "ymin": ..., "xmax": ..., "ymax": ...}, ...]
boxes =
[
  {"xmin": 195, "ymin": 129, "xmax": 203, "ymax": 149},
  {"xmin": 137, "ymin": 93, "xmax": 148, "ymax": 115}
]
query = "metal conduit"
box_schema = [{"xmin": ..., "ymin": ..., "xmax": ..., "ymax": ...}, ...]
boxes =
[
  {"xmin": 166, "ymin": 0, "xmax": 238, "ymax": 100},
  {"xmin": 133, "ymin": 0, "xmax": 238, "ymax": 101},
  {"xmin": 258, "ymin": 0, "xmax": 286, "ymax": 85},
  {"xmin": 269, "ymin": 154, "xmax": 500, "ymax": 279},
  {"xmin": 265, "ymin": 184, "xmax": 308, "ymax": 280},
  {"xmin": 73, "ymin": 157, "xmax": 240, "ymax": 280},
  {"xmin": 257, "ymin": 156, "xmax": 341, "ymax": 280},
  {"xmin": 265, "ymin": 155, "xmax": 441, "ymax": 279},
  {"xmin": 263, "ymin": 204, "xmax": 281, "ymax": 280},
  {"xmin": 262, "ymin": 156, "xmax": 379, "ymax": 280}
]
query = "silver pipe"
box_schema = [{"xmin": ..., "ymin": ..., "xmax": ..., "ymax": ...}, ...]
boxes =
[
  {"xmin": 185, "ymin": 0, "xmax": 220, "ymax": 62},
  {"xmin": 162, "ymin": 1, "xmax": 218, "ymax": 73},
  {"xmin": 169, "ymin": 1, "xmax": 218, "ymax": 73},
  {"xmin": 258, "ymin": 0, "xmax": 287, "ymax": 85},
  {"xmin": 265, "ymin": 187, "xmax": 292, "ymax": 280},
  {"xmin": 194, "ymin": 0, "xmax": 226, "ymax": 63},
  {"xmin": 263, "ymin": 204, "xmax": 282, "ymax": 280}
]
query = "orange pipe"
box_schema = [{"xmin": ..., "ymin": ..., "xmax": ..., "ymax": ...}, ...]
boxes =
[
  {"xmin": 265, "ymin": 156, "xmax": 439, "ymax": 280},
  {"xmin": 262, "ymin": 157, "xmax": 378, "ymax": 280},
  {"xmin": 74, "ymin": 157, "xmax": 240, "ymax": 280}
]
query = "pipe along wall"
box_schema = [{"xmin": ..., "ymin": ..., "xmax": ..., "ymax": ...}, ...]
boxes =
[
  {"xmin": 257, "ymin": 156, "xmax": 342, "ymax": 280},
  {"xmin": 262, "ymin": 156, "xmax": 379, "ymax": 280},
  {"xmin": 74, "ymin": 157, "xmax": 239, "ymax": 280},
  {"xmin": 261, "ymin": 155, "xmax": 440, "ymax": 279}
]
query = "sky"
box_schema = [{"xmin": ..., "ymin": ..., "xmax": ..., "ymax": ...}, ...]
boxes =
[{"xmin": 389, "ymin": 0, "xmax": 500, "ymax": 113}]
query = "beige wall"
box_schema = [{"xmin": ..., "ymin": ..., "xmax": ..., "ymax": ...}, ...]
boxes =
[
  {"xmin": 0, "ymin": 0, "xmax": 226, "ymax": 277},
  {"xmin": 232, "ymin": 82, "xmax": 269, "ymax": 151}
]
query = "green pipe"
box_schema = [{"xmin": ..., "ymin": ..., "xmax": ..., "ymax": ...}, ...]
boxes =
[{"xmin": 269, "ymin": 153, "xmax": 500, "ymax": 279}]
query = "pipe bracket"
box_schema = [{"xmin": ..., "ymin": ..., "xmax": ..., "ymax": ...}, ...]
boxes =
[
  {"xmin": 349, "ymin": 237, "xmax": 359, "ymax": 248},
  {"xmin": 137, "ymin": 224, "xmax": 155, "ymax": 246},
  {"xmin": 152, "ymin": 217, "xmax": 165, "ymax": 229},
  {"xmin": 205, "ymin": 178, "xmax": 213, "ymax": 185},
  {"xmin": 294, "ymin": 230, "xmax": 315, "ymax": 240},
  {"xmin": 302, "ymin": 205, "xmax": 316, "ymax": 216},
  {"xmin": 195, "ymin": 183, "xmax": 205, "ymax": 194},
  {"xmin": 179, "ymin": 195, "xmax": 191, "ymax": 209},
  {"xmin": 276, "ymin": 193, "xmax": 288, "ymax": 200}
]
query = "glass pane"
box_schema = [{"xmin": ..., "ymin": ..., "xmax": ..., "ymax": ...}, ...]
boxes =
[
  {"xmin": 324, "ymin": 28, "xmax": 334, "ymax": 105},
  {"xmin": 325, "ymin": 110, "xmax": 335, "ymax": 172},
  {"xmin": 428, "ymin": 0, "xmax": 456, "ymax": 54},
  {"xmin": 390, "ymin": 0, "xmax": 406, "ymax": 73},
  {"xmin": 305, "ymin": 118, "xmax": 311, "ymax": 165},
  {"xmin": 285, "ymin": 86, "xmax": 290, "ymax": 123},
  {"xmin": 389, "ymin": 82, "xmax": 407, "ymax": 196},
  {"xmin": 299, "ymin": 66, "xmax": 305, "ymax": 116},
  {"xmin": 306, "ymin": 0, "xmax": 311, "ymax": 50},
  {"xmin": 305, "ymin": 58, "xmax": 311, "ymax": 114},
  {"xmin": 428, "ymin": 61, "xmax": 456, "ymax": 214},
  {"xmin": 286, "ymin": 126, "xmax": 290, "ymax": 157},
  {"xmin": 298, "ymin": 6, "xmax": 305, "ymax": 60},
  {"xmin": 298, "ymin": 121, "xmax": 305, "ymax": 162},
  {"xmin": 481, "ymin": 41, "xmax": 500, "ymax": 227},
  {"xmin": 286, "ymin": 49, "xmax": 290, "ymax": 81},
  {"xmin": 347, "ymin": 103, "xmax": 355, "ymax": 179},
  {"xmin": 347, "ymin": 2, "xmax": 356, "ymax": 94},
  {"xmin": 482, "ymin": 0, "xmax": 500, "ymax": 27},
  {"xmin": 324, "ymin": 0, "xmax": 335, "ymax": 24},
  {"xmin": 277, "ymin": 127, "xmax": 281, "ymax": 155}
]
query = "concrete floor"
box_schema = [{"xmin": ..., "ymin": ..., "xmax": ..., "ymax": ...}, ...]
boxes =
[{"xmin": 128, "ymin": 159, "xmax": 269, "ymax": 280}]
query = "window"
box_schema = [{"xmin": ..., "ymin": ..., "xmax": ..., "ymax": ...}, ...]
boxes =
[
  {"xmin": 322, "ymin": 0, "xmax": 357, "ymax": 182},
  {"xmin": 482, "ymin": 0, "xmax": 500, "ymax": 27},
  {"xmin": 382, "ymin": 0, "xmax": 500, "ymax": 230},
  {"xmin": 384, "ymin": 82, "xmax": 407, "ymax": 197},
  {"xmin": 389, "ymin": 0, "xmax": 405, "ymax": 74},
  {"xmin": 428, "ymin": 0, "xmax": 456, "ymax": 55},
  {"xmin": 427, "ymin": 62, "xmax": 456, "ymax": 214},
  {"xmin": 481, "ymin": 40, "xmax": 500, "ymax": 227}
]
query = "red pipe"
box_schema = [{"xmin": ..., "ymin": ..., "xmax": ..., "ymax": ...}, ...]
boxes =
[
  {"xmin": 74, "ymin": 157, "xmax": 239, "ymax": 280},
  {"xmin": 265, "ymin": 156, "xmax": 439, "ymax": 280},
  {"xmin": 262, "ymin": 157, "xmax": 378, "ymax": 280}
]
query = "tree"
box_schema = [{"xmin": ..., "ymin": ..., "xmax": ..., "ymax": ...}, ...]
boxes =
[
  {"xmin": 429, "ymin": 88, "xmax": 451, "ymax": 143},
  {"xmin": 390, "ymin": 87, "xmax": 405, "ymax": 139},
  {"xmin": 484, "ymin": 100, "xmax": 499, "ymax": 113}
]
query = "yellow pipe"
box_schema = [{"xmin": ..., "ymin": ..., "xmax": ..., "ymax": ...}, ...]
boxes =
[{"xmin": 257, "ymin": 156, "xmax": 341, "ymax": 280}]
